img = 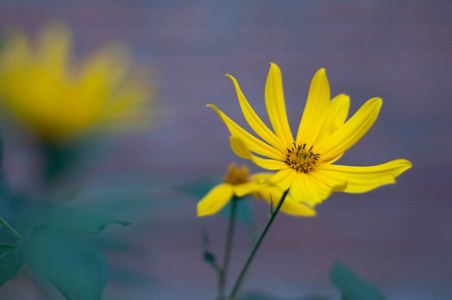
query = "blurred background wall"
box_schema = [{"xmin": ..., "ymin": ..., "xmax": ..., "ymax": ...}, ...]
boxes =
[{"xmin": 0, "ymin": 1, "xmax": 450, "ymax": 299}]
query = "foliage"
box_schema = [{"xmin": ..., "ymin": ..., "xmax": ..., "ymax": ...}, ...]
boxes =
[
  {"xmin": 0, "ymin": 245, "xmax": 22, "ymax": 287},
  {"xmin": 236, "ymin": 291, "xmax": 331, "ymax": 300},
  {"xmin": 34, "ymin": 212, "xmax": 130, "ymax": 234},
  {"xmin": 0, "ymin": 186, "xmax": 130, "ymax": 300},
  {"xmin": 330, "ymin": 262, "xmax": 386, "ymax": 300},
  {"xmin": 201, "ymin": 231, "xmax": 220, "ymax": 273},
  {"xmin": 22, "ymin": 230, "xmax": 108, "ymax": 300}
]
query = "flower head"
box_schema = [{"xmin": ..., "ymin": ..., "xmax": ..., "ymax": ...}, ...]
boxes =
[
  {"xmin": 0, "ymin": 24, "xmax": 150, "ymax": 143},
  {"xmin": 208, "ymin": 64, "xmax": 411, "ymax": 207},
  {"xmin": 197, "ymin": 163, "xmax": 315, "ymax": 217}
]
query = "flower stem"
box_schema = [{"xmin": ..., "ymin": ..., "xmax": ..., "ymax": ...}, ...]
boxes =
[
  {"xmin": 218, "ymin": 195, "xmax": 238, "ymax": 300},
  {"xmin": 0, "ymin": 216, "xmax": 22, "ymax": 240},
  {"xmin": 229, "ymin": 189, "xmax": 289, "ymax": 299}
]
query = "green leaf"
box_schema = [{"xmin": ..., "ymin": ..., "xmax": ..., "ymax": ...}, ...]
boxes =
[
  {"xmin": 34, "ymin": 212, "xmax": 130, "ymax": 234},
  {"xmin": 23, "ymin": 230, "xmax": 108, "ymax": 300},
  {"xmin": 220, "ymin": 198, "xmax": 254, "ymax": 229},
  {"xmin": 203, "ymin": 248, "xmax": 220, "ymax": 272},
  {"xmin": 0, "ymin": 244, "xmax": 22, "ymax": 287},
  {"xmin": 236, "ymin": 291, "xmax": 331, "ymax": 300},
  {"xmin": 42, "ymin": 142, "xmax": 81, "ymax": 184},
  {"xmin": 41, "ymin": 137, "xmax": 111, "ymax": 185},
  {"xmin": 330, "ymin": 262, "xmax": 386, "ymax": 300},
  {"xmin": 0, "ymin": 134, "xmax": 3, "ymax": 164},
  {"xmin": 201, "ymin": 232, "xmax": 220, "ymax": 272},
  {"xmin": 203, "ymin": 250, "xmax": 217, "ymax": 266}
]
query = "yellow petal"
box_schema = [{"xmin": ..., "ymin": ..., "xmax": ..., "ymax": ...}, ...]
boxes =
[
  {"xmin": 101, "ymin": 88, "xmax": 147, "ymax": 123},
  {"xmin": 226, "ymin": 74, "xmax": 285, "ymax": 152},
  {"xmin": 328, "ymin": 153, "xmax": 344, "ymax": 164},
  {"xmin": 307, "ymin": 175, "xmax": 336, "ymax": 202},
  {"xmin": 264, "ymin": 63, "xmax": 294, "ymax": 145},
  {"xmin": 259, "ymin": 186, "xmax": 316, "ymax": 216},
  {"xmin": 80, "ymin": 45, "xmax": 129, "ymax": 88},
  {"xmin": 197, "ymin": 184, "xmax": 234, "ymax": 217},
  {"xmin": 317, "ymin": 97, "xmax": 382, "ymax": 162},
  {"xmin": 309, "ymin": 168, "xmax": 347, "ymax": 192},
  {"xmin": 233, "ymin": 182, "xmax": 260, "ymax": 197},
  {"xmin": 0, "ymin": 26, "xmax": 147, "ymax": 142},
  {"xmin": 39, "ymin": 24, "xmax": 71, "ymax": 77},
  {"xmin": 1, "ymin": 31, "xmax": 32, "ymax": 69},
  {"xmin": 229, "ymin": 135, "xmax": 252, "ymax": 159},
  {"xmin": 316, "ymin": 94, "xmax": 350, "ymax": 144},
  {"xmin": 268, "ymin": 168, "xmax": 297, "ymax": 191},
  {"xmin": 229, "ymin": 137, "xmax": 287, "ymax": 170},
  {"xmin": 290, "ymin": 172, "xmax": 333, "ymax": 207},
  {"xmin": 317, "ymin": 159, "xmax": 412, "ymax": 193},
  {"xmin": 330, "ymin": 94, "xmax": 350, "ymax": 130},
  {"xmin": 249, "ymin": 172, "xmax": 275, "ymax": 182},
  {"xmin": 209, "ymin": 105, "xmax": 282, "ymax": 160},
  {"xmin": 296, "ymin": 68, "xmax": 330, "ymax": 147}
]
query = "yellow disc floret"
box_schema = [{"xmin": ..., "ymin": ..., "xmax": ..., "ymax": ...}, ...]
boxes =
[
  {"xmin": 285, "ymin": 142, "xmax": 320, "ymax": 173},
  {"xmin": 224, "ymin": 163, "xmax": 249, "ymax": 185}
]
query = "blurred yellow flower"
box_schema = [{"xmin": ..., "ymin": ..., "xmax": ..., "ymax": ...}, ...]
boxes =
[
  {"xmin": 209, "ymin": 63, "xmax": 412, "ymax": 208},
  {"xmin": 0, "ymin": 24, "xmax": 150, "ymax": 143},
  {"xmin": 197, "ymin": 163, "xmax": 315, "ymax": 217}
]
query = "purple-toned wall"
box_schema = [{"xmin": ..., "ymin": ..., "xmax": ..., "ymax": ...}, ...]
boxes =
[{"xmin": 0, "ymin": 1, "xmax": 450, "ymax": 299}]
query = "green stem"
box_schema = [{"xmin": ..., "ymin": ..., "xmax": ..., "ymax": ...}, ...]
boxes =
[
  {"xmin": 0, "ymin": 216, "xmax": 22, "ymax": 240},
  {"xmin": 218, "ymin": 196, "xmax": 238, "ymax": 300},
  {"xmin": 229, "ymin": 189, "xmax": 289, "ymax": 299}
]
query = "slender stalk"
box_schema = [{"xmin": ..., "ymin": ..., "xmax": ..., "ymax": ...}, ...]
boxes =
[
  {"xmin": 0, "ymin": 216, "xmax": 22, "ymax": 240},
  {"xmin": 229, "ymin": 189, "xmax": 289, "ymax": 299},
  {"xmin": 218, "ymin": 196, "xmax": 238, "ymax": 300}
]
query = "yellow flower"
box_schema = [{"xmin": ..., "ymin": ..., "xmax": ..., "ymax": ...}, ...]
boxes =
[
  {"xmin": 0, "ymin": 24, "xmax": 150, "ymax": 143},
  {"xmin": 197, "ymin": 163, "xmax": 315, "ymax": 217},
  {"xmin": 208, "ymin": 64, "xmax": 412, "ymax": 207}
]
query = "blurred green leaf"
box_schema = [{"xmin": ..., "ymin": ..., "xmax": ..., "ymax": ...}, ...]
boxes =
[
  {"xmin": 236, "ymin": 291, "xmax": 331, "ymax": 300},
  {"xmin": 0, "ymin": 174, "xmax": 15, "ymax": 240},
  {"xmin": 0, "ymin": 244, "xmax": 22, "ymax": 287},
  {"xmin": 42, "ymin": 142, "xmax": 82, "ymax": 184},
  {"xmin": 41, "ymin": 138, "xmax": 110, "ymax": 185},
  {"xmin": 204, "ymin": 250, "xmax": 217, "ymax": 267},
  {"xmin": 330, "ymin": 262, "xmax": 386, "ymax": 300},
  {"xmin": 34, "ymin": 212, "xmax": 130, "ymax": 234},
  {"xmin": 201, "ymin": 231, "xmax": 220, "ymax": 272},
  {"xmin": 47, "ymin": 180, "xmax": 158, "ymax": 225},
  {"xmin": 220, "ymin": 198, "xmax": 254, "ymax": 229},
  {"xmin": 0, "ymin": 173, "xmax": 11, "ymax": 198},
  {"xmin": 0, "ymin": 134, "xmax": 3, "ymax": 164},
  {"xmin": 23, "ymin": 230, "xmax": 108, "ymax": 300}
]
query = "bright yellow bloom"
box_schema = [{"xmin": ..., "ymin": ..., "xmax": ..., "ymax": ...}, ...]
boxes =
[
  {"xmin": 0, "ymin": 24, "xmax": 150, "ymax": 143},
  {"xmin": 208, "ymin": 64, "xmax": 412, "ymax": 207},
  {"xmin": 197, "ymin": 163, "xmax": 315, "ymax": 217}
]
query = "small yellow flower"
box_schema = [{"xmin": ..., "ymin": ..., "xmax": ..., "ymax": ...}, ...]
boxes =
[
  {"xmin": 197, "ymin": 163, "xmax": 315, "ymax": 217},
  {"xmin": 0, "ymin": 24, "xmax": 150, "ymax": 143},
  {"xmin": 209, "ymin": 64, "xmax": 412, "ymax": 207}
]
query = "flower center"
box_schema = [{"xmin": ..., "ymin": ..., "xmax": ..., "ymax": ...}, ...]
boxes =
[
  {"xmin": 285, "ymin": 142, "xmax": 320, "ymax": 173},
  {"xmin": 224, "ymin": 163, "xmax": 249, "ymax": 185}
]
